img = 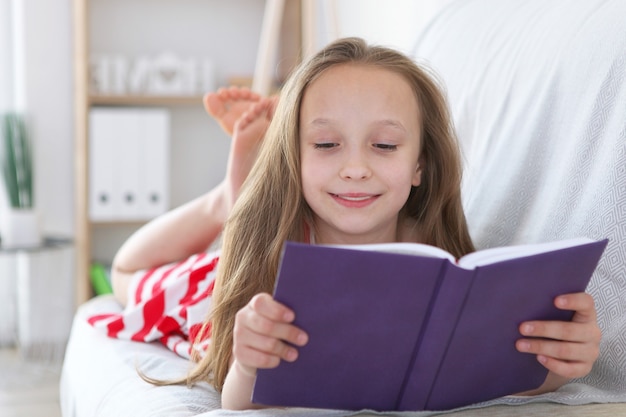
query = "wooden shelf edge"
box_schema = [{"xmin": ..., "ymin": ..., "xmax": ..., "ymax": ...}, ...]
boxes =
[
  {"xmin": 89, "ymin": 94, "xmax": 204, "ymax": 106},
  {"xmin": 91, "ymin": 220, "xmax": 150, "ymax": 227},
  {"xmin": 74, "ymin": 0, "xmax": 92, "ymax": 307}
]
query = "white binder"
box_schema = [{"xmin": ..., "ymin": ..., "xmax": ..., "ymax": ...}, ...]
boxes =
[
  {"xmin": 89, "ymin": 108, "xmax": 117, "ymax": 220},
  {"xmin": 114, "ymin": 110, "xmax": 142, "ymax": 220},
  {"xmin": 138, "ymin": 109, "xmax": 170, "ymax": 218},
  {"xmin": 89, "ymin": 107, "xmax": 170, "ymax": 221}
]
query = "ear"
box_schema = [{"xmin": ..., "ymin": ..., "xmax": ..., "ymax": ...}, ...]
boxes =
[{"xmin": 412, "ymin": 156, "xmax": 424, "ymax": 187}]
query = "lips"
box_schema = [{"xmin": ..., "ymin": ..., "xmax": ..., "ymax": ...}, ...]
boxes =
[
  {"xmin": 331, "ymin": 193, "xmax": 380, "ymax": 207},
  {"xmin": 337, "ymin": 194, "xmax": 371, "ymax": 201}
]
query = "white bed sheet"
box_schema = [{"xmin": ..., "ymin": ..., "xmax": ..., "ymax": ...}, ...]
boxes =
[
  {"xmin": 61, "ymin": 296, "xmax": 626, "ymax": 417},
  {"xmin": 60, "ymin": 295, "xmax": 219, "ymax": 417}
]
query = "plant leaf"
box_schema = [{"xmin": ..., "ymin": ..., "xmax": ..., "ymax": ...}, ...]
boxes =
[{"xmin": 1, "ymin": 113, "xmax": 33, "ymax": 208}]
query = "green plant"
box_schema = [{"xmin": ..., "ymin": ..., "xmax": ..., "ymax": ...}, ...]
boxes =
[{"xmin": 1, "ymin": 113, "xmax": 33, "ymax": 209}]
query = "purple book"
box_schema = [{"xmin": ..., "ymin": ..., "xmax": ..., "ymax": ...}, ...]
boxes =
[{"xmin": 251, "ymin": 237, "xmax": 608, "ymax": 411}]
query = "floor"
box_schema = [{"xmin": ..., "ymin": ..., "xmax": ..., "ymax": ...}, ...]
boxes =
[{"xmin": 0, "ymin": 348, "xmax": 63, "ymax": 417}]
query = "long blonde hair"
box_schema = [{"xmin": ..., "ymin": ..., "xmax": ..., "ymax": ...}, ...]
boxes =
[{"xmin": 187, "ymin": 37, "xmax": 474, "ymax": 391}]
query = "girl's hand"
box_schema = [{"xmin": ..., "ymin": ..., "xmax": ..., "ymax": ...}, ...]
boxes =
[
  {"xmin": 516, "ymin": 292, "xmax": 601, "ymax": 385},
  {"xmin": 232, "ymin": 293, "xmax": 309, "ymax": 377}
]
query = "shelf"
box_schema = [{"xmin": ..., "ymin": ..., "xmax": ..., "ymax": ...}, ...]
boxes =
[
  {"xmin": 73, "ymin": 0, "xmax": 275, "ymax": 306},
  {"xmin": 91, "ymin": 220, "xmax": 150, "ymax": 227},
  {"xmin": 89, "ymin": 94, "xmax": 204, "ymax": 106}
]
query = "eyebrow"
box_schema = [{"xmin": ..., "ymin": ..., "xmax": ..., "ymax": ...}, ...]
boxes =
[
  {"xmin": 308, "ymin": 118, "xmax": 333, "ymax": 128},
  {"xmin": 308, "ymin": 118, "xmax": 408, "ymax": 132},
  {"xmin": 374, "ymin": 119, "xmax": 408, "ymax": 132}
]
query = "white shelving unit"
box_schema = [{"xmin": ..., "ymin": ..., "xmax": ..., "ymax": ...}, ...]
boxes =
[{"xmin": 72, "ymin": 0, "xmax": 267, "ymax": 305}]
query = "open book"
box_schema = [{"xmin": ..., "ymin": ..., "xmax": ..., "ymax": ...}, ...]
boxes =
[{"xmin": 252, "ymin": 237, "xmax": 608, "ymax": 411}]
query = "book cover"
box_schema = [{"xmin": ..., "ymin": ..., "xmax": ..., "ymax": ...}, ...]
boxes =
[{"xmin": 251, "ymin": 238, "xmax": 608, "ymax": 411}]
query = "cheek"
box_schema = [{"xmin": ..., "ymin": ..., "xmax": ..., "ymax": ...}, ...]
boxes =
[
  {"xmin": 300, "ymin": 159, "xmax": 320, "ymax": 198},
  {"xmin": 300, "ymin": 174, "xmax": 322, "ymax": 217},
  {"xmin": 386, "ymin": 161, "xmax": 421, "ymax": 189},
  {"xmin": 301, "ymin": 151, "xmax": 328, "ymax": 182}
]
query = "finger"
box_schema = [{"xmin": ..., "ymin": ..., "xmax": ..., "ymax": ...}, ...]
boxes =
[
  {"xmin": 234, "ymin": 344, "xmax": 281, "ymax": 370},
  {"xmin": 249, "ymin": 293, "xmax": 296, "ymax": 323},
  {"xmin": 233, "ymin": 330, "xmax": 299, "ymax": 369},
  {"xmin": 516, "ymin": 337, "xmax": 597, "ymax": 379},
  {"xmin": 238, "ymin": 295, "xmax": 308, "ymax": 347},
  {"xmin": 516, "ymin": 337, "xmax": 598, "ymax": 363},
  {"xmin": 534, "ymin": 355, "xmax": 593, "ymax": 380},
  {"xmin": 233, "ymin": 316, "xmax": 300, "ymax": 360},
  {"xmin": 241, "ymin": 306, "xmax": 307, "ymax": 347},
  {"xmin": 519, "ymin": 320, "xmax": 601, "ymax": 344},
  {"xmin": 554, "ymin": 293, "xmax": 597, "ymax": 323}
]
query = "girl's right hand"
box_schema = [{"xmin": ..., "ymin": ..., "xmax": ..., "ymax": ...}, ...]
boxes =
[{"xmin": 232, "ymin": 293, "xmax": 309, "ymax": 377}]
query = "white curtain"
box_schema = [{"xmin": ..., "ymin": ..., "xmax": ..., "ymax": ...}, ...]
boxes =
[
  {"xmin": 0, "ymin": 0, "xmax": 15, "ymax": 114},
  {"xmin": 0, "ymin": 0, "xmax": 14, "ymax": 211},
  {"xmin": 335, "ymin": 0, "xmax": 455, "ymax": 55},
  {"xmin": 0, "ymin": 1, "xmax": 15, "ymax": 345}
]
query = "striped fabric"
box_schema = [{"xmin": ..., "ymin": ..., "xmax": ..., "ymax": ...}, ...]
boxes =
[{"xmin": 88, "ymin": 251, "xmax": 220, "ymax": 359}]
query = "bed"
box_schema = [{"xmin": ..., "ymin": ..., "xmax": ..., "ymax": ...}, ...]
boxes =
[{"xmin": 61, "ymin": 0, "xmax": 626, "ymax": 415}]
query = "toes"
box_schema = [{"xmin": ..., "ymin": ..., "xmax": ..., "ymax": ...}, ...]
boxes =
[
  {"xmin": 203, "ymin": 93, "xmax": 224, "ymax": 117},
  {"xmin": 204, "ymin": 86, "xmax": 265, "ymax": 136},
  {"xmin": 241, "ymin": 100, "xmax": 272, "ymax": 125},
  {"xmin": 221, "ymin": 86, "xmax": 260, "ymax": 102}
]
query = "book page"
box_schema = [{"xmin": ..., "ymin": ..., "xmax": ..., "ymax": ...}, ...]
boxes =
[
  {"xmin": 328, "ymin": 242, "xmax": 456, "ymax": 263},
  {"xmin": 458, "ymin": 237, "xmax": 595, "ymax": 269}
]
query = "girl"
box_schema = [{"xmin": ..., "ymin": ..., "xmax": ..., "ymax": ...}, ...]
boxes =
[{"xmin": 105, "ymin": 38, "xmax": 600, "ymax": 411}]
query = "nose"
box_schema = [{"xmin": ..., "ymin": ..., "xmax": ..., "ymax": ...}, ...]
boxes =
[{"xmin": 339, "ymin": 148, "xmax": 372, "ymax": 180}]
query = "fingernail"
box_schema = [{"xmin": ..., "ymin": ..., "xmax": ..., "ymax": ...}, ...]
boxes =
[
  {"xmin": 537, "ymin": 355, "xmax": 548, "ymax": 364},
  {"xmin": 283, "ymin": 311, "xmax": 295, "ymax": 321},
  {"xmin": 286, "ymin": 348, "xmax": 298, "ymax": 362},
  {"xmin": 522, "ymin": 324, "xmax": 534, "ymax": 335},
  {"xmin": 297, "ymin": 332, "xmax": 308, "ymax": 345},
  {"xmin": 518, "ymin": 341, "xmax": 531, "ymax": 351}
]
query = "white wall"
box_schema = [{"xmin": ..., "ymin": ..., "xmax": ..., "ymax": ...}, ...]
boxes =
[
  {"xmin": 310, "ymin": 0, "xmax": 454, "ymax": 55},
  {"xmin": 0, "ymin": 1, "xmax": 15, "ymax": 212},
  {"xmin": 0, "ymin": 1, "xmax": 14, "ymax": 114},
  {"xmin": 0, "ymin": 1, "xmax": 13, "ymax": 211},
  {"xmin": 8, "ymin": 0, "xmax": 74, "ymax": 236}
]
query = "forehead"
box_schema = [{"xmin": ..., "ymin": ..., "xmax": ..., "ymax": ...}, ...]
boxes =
[
  {"xmin": 300, "ymin": 64, "xmax": 421, "ymax": 124},
  {"xmin": 305, "ymin": 63, "xmax": 415, "ymax": 97}
]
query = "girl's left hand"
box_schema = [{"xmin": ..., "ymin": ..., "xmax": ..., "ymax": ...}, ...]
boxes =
[{"xmin": 516, "ymin": 292, "xmax": 601, "ymax": 381}]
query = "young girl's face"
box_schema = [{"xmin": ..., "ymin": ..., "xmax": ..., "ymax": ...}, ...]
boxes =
[{"xmin": 299, "ymin": 64, "xmax": 423, "ymax": 245}]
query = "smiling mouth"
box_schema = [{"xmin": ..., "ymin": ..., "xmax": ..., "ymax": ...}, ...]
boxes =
[
  {"xmin": 336, "ymin": 194, "xmax": 373, "ymax": 201},
  {"xmin": 331, "ymin": 193, "xmax": 380, "ymax": 205}
]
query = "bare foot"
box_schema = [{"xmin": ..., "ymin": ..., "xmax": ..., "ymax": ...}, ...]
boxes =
[
  {"xmin": 225, "ymin": 96, "xmax": 278, "ymax": 204},
  {"xmin": 203, "ymin": 86, "xmax": 261, "ymax": 136}
]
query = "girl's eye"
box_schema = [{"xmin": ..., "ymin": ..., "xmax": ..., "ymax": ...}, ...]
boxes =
[
  {"xmin": 313, "ymin": 143, "xmax": 337, "ymax": 149},
  {"xmin": 374, "ymin": 143, "xmax": 397, "ymax": 151}
]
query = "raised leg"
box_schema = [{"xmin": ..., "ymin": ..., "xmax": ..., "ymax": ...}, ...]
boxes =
[
  {"xmin": 203, "ymin": 86, "xmax": 262, "ymax": 136},
  {"xmin": 224, "ymin": 96, "xmax": 278, "ymax": 206}
]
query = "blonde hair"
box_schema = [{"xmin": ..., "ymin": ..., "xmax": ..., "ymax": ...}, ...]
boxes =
[{"xmin": 184, "ymin": 37, "xmax": 474, "ymax": 391}]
